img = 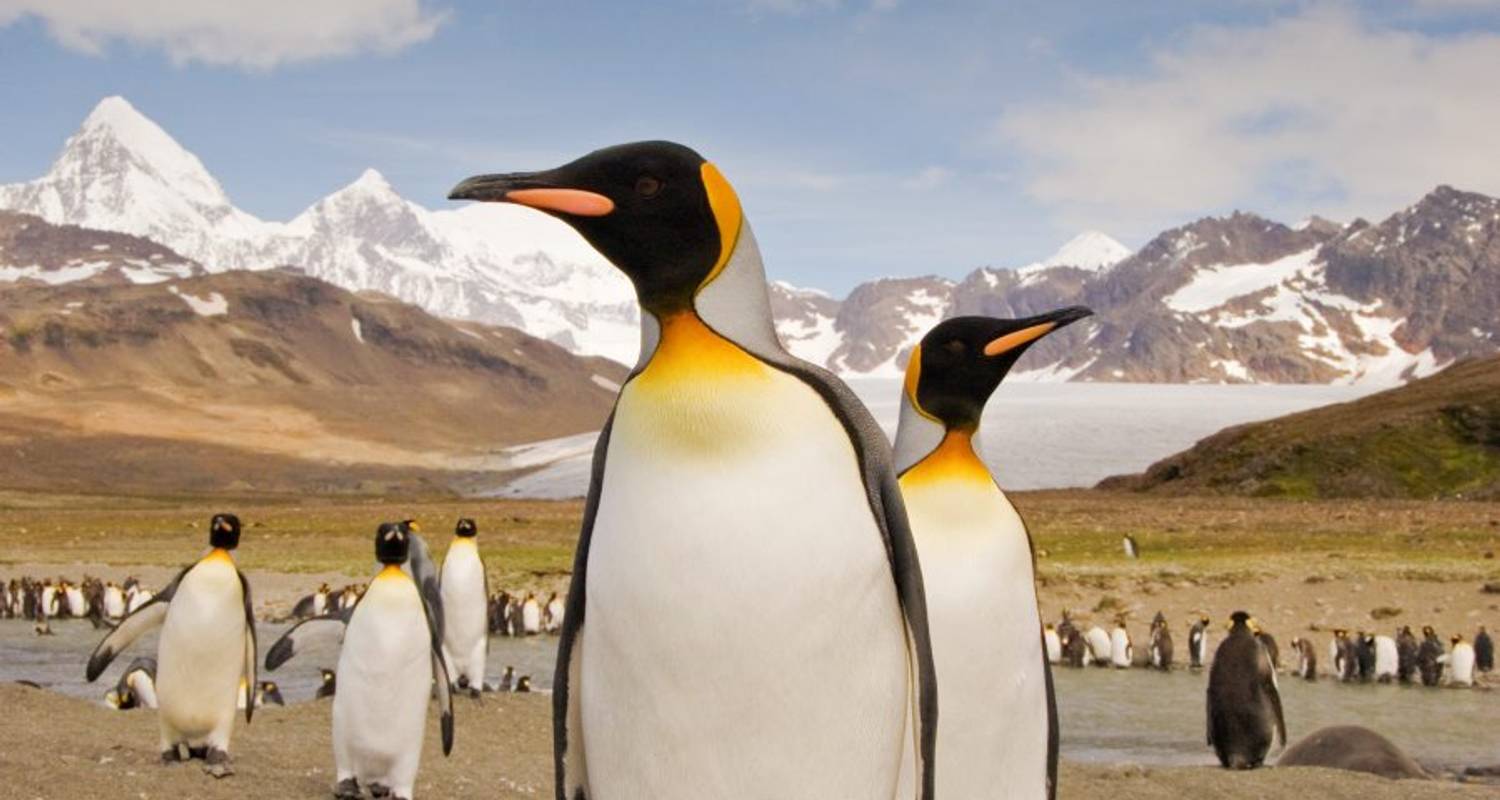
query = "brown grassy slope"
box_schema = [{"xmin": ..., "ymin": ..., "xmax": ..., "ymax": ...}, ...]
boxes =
[
  {"xmin": 1098, "ymin": 356, "xmax": 1500, "ymax": 499},
  {"xmin": 0, "ymin": 266, "xmax": 628, "ymax": 494}
]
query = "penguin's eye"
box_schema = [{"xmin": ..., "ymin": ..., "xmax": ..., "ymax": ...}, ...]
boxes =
[
  {"xmin": 635, "ymin": 175, "xmax": 663, "ymax": 198},
  {"xmin": 943, "ymin": 339, "xmax": 967, "ymax": 357}
]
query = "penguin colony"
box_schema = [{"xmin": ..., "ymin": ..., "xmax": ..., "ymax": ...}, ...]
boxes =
[{"xmin": 4, "ymin": 140, "xmax": 1483, "ymax": 796}]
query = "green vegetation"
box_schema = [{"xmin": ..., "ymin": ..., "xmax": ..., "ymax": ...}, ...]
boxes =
[
  {"xmin": 1101, "ymin": 355, "xmax": 1500, "ymax": 500},
  {"xmin": 2, "ymin": 489, "xmax": 1496, "ymax": 585}
]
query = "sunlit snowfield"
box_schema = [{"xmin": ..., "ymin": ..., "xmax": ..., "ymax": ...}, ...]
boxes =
[{"xmin": 487, "ymin": 382, "xmax": 1381, "ymax": 498}]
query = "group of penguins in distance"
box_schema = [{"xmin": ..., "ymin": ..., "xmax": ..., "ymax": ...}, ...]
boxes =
[
  {"xmin": 290, "ymin": 580, "xmax": 566, "ymax": 639},
  {"xmin": 62, "ymin": 140, "xmax": 1494, "ymax": 799},
  {"xmin": 1043, "ymin": 611, "xmax": 1494, "ymax": 685}
]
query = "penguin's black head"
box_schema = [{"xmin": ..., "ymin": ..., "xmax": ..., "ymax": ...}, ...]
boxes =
[
  {"xmin": 320, "ymin": 668, "xmax": 335, "ymax": 683},
  {"xmin": 904, "ymin": 308, "xmax": 1092, "ymax": 431},
  {"xmin": 260, "ymin": 681, "xmax": 285, "ymax": 706},
  {"xmin": 455, "ymin": 518, "xmax": 478, "ymax": 539},
  {"xmin": 1229, "ymin": 611, "xmax": 1251, "ymax": 627},
  {"xmin": 210, "ymin": 514, "xmax": 241, "ymax": 550},
  {"xmin": 449, "ymin": 141, "xmax": 740, "ymax": 316},
  {"xmin": 375, "ymin": 520, "xmax": 418, "ymax": 565}
]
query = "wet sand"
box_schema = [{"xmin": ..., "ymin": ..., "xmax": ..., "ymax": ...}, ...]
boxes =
[{"xmin": 3, "ymin": 684, "xmax": 1496, "ymax": 800}]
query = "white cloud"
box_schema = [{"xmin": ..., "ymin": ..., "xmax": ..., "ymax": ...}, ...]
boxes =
[
  {"xmin": 0, "ymin": 0, "xmax": 446, "ymax": 70},
  {"xmin": 996, "ymin": 6, "xmax": 1500, "ymax": 234}
]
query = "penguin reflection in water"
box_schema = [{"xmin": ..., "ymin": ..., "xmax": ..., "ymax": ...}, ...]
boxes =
[
  {"xmin": 893, "ymin": 310, "xmax": 1089, "ymax": 798},
  {"xmin": 85, "ymin": 514, "xmax": 256, "ymax": 776},
  {"xmin": 451, "ymin": 143, "xmax": 938, "ymax": 800},
  {"xmin": 1206, "ymin": 612, "xmax": 1286, "ymax": 770},
  {"xmin": 265, "ymin": 521, "xmax": 454, "ymax": 800}
]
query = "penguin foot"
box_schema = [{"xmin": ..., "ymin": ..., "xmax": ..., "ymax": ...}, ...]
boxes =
[
  {"xmin": 333, "ymin": 777, "xmax": 361, "ymax": 799},
  {"xmin": 160, "ymin": 748, "xmax": 183, "ymax": 765},
  {"xmin": 188, "ymin": 746, "xmax": 208, "ymax": 760},
  {"xmin": 203, "ymin": 748, "xmax": 233, "ymax": 779},
  {"xmin": 369, "ymin": 783, "xmax": 391, "ymax": 798}
]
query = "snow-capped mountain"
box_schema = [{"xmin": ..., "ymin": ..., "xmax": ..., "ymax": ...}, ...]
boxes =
[
  {"xmin": 770, "ymin": 192, "xmax": 1499, "ymax": 384},
  {"xmin": 0, "ymin": 97, "xmax": 641, "ymax": 364},
  {"xmin": 5, "ymin": 97, "xmax": 1496, "ymax": 384}
]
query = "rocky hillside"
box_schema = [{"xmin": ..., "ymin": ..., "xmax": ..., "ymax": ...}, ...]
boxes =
[
  {"xmin": 0, "ymin": 216, "xmax": 627, "ymax": 495},
  {"xmin": 775, "ymin": 192, "xmax": 1500, "ymax": 383},
  {"xmin": 1098, "ymin": 354, "xmax": 1500, "ymax": 500}
]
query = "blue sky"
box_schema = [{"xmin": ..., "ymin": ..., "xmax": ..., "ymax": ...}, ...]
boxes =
[{"xmin": 3, "ymin": 0, "xmax": 1500, "ymax": 293}]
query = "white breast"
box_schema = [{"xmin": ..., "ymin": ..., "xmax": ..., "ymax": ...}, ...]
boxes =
[
  {"xmin": 156, "ymin": 556, "xmax": 245, "ymax": 743},
  {"xmin": 1450, "ymin": 644, "xmax": 1475, "ymax": 685},
  {"xmin": 335, "ymin": 573, "xmax": 432, "ymax": 779},
  {"xmin": 1374, "ymin": 636, "xmax": 1398, "ymax": 678},
  {"xmin": 902, "ymin": 476, "xmax": 1049, "ymax": 798},
  {"xmin": 582, "ymin": 367, "xmax": 908, "ymax": 799},
  {"xmin": 440, "ymin": 540, "xmax": 488, "ymax": 657}
]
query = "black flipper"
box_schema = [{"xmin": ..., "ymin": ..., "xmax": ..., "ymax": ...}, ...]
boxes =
[
  {"xmin": 553, "ymin": 413, "xmax": 614, "ymax": 800},
  {"xmin": 1043, "ymin": 637, "xmax": 1060, "ymax": 798},
  {"xmin": 85, "ymin": 567, "xmax": 188, "ymax": 682},
  {"xmin": 264, "ymin": 609, "xmax": 352, "ymax": 671},
  {"xmin": 238, "ymin": 571, "xmax": 258, "ymax": 724}
]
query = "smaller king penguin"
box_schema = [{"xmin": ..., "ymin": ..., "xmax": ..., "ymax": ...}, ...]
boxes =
[
  {"xmin": 85, "ymin": 514, "xmax": 256, "ymax": 777},
  {"xmin": 266, "ymin": 521, "xmax": 453, "ymax": 800},
  {"xmin": 1206, "ymin": 612, "xmax": 1285, "ymax": 770},
  {"xmin": 893, "ymin": 309, "xmax": 1090, "ymax": 799},
  {"xmin": 440, "ymin": 518, "xmax": 488, "ymax": 697}
]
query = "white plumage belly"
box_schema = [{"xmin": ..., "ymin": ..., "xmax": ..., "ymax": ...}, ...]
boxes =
[
  {"xmin": 582, "ymin": 369, "xmax": 909, "ymax": 799},
  {"xmin": 335, "ymin": 575, "xmax": 432, "ymax": 778},
  {"xmin": 440, "ymin": 542, "xmax": 487, "ymax": 678},
  {"xmin": 904, "ymin": 477, "xmax": 1049, "ymax": 799},
  {"xmin": 156, "ymin": 556, "xmax": 244, "ymax": 743}
]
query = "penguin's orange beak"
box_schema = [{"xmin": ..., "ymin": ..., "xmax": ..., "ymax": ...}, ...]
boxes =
[{"xmin": 448, "ymin": 173, "xmax": 615, "ymax": 217}]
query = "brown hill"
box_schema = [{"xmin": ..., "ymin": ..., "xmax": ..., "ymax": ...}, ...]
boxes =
[
  {"xmin": 1098, "ymin": 356, "xmax": 1500, "ymax": 499},
  {"xmin": 0, "ymin": 220, "xmax": 627, "ymax": 496}
]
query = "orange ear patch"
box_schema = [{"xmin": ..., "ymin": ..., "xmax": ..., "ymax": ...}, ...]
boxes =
[{"xmin": 696, "ymin": 162, "xmax": 743, "ymax": 290}]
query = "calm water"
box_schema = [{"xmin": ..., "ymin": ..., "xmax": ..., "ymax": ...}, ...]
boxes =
[
  {"xmin": 487, "ymin": 382, "xmax": 1378, "ymax": 498},
  {"xmin": 8, "ymin": 620, "xmax": 1494, "ymax": 770},
  {"xmin": 0, "ymin": 619, "xmax": 558, "ymax": 703}
]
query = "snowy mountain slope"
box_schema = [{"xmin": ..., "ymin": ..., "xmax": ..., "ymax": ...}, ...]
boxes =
[{"xmin": 0, "ymin": 97, "xmax": 642, "ymax": 365}]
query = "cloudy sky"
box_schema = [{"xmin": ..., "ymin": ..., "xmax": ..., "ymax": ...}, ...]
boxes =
[{"xmin": 2, "ymin": 0, "xmax": 1499, "ymax": 292}]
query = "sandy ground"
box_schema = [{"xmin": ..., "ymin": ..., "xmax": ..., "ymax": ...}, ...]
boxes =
[{"xmin": 2, "ymin": 684, "xmax": 1494, "ymax": 800}]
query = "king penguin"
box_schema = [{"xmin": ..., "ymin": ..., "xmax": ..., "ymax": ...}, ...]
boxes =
[
  {"xmin": 440, "ymin": 518, "xmax": 488, "ymax": 697},
  {"xmin": 85, "ymin": 514, "xmax": 256, "ymax": 776},
  {"xmin": 266, "ymin": 521, "xmax": 454, "ymax": 800},
  {"xmin": 451, "ymin": 141, "xmax": 937, "ymax": 800},
  {"xmin": 1206, "ymin": 611, "xmax": 1286, "ymax": 770},
  {"xmin": 891, "ymin": 311, "xmax": 1088, "ymax": 798}
]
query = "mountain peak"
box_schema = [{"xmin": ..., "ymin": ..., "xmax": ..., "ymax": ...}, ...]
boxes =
[
  {"xmin": 1045, "ymin": 230, "xmax": 1131, "ymax": 270},
  {"xmin": 54, "ymin": 95, "xmax": 231, "ymax": 210}
]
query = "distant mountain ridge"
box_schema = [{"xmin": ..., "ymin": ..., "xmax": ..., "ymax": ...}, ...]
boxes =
[{"xmin": 3, "ymin": 97, "xmax": 1498, "ymax": 384}]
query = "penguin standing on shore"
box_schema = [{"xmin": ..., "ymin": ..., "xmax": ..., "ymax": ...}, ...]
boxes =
[
  {"xmin": 1189, "ymin": 615, "xmax": 1211, "ymax": 670},
  {"xmin": 1111, "ymin": 615, "xmax": 1134, "ymax": 669},
  {"xmin": 1085, "ymin": 625, "xmax": 1114, "ymax": 667},
  {"xmin": 440, "ymin": 518, "xmax": 488, "ymax": 697},
  {"xmin": 1448, "ymin": 635, "xmax": 1475, "ymax": 687},
  {"xmin": 1206, "ymin": 612, "xmax": 1286, "ymax": 770},
  {"xmin": 1476, "ymin": 627, "xmax": 1494, "ymax": 674},
  {"xmin": 266, "ymin": 521, "xmax": 453, "ymax": 800},
  {"xmin": 1044, "ymin": 624, "xmax": 1062, "ymax": 665},
  {"xmin": 1149, "ymin": 612, "xmax": 1174, "ymax": 671},
  {"xmin": 1331, "ymin": 630, "xmax": 1356, "ymax": 682},
  {"xmin": 1290, "ymin": 637, "xmax": 1317, "ymax": 681},
  {"xmin": 1373, "ymin": 634, "xmax": 1398, "ymax": 683},
  {"xmin": 85, "ymin": 514, "xmax": 256, "ymax": 777},
  {"xmin": 451, "ymin": 142, "xmax": 937, "ymax": 800},
  {"xmin": 1418, "ymin": 626, "xmax": 1445, "ymax": 687},
  {"xmin": 891, "ymin": 311, "xmax": 1086, "ymax": 798},
  {"xmin": 1396, "ymin": 626, "xmax": 1419, "ymax": 683}
]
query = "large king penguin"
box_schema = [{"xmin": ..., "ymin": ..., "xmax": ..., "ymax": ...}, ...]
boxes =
[
  {"xmin": 890, "ymin": 311, "xmax": 1088, "ymax": 798},
  {"xmin": 85, "ymin": 514, "xmax": 256, "ymax": 776},
  {"xmin": 1206, "ymin": 612, "xmax": 1285, "ymax": 769},
  {"xmin": 440, "ymin": 518, "xmax": 489, "ymax": 697},
  {"xmin": 265, "ymin": 520, "xmax": 454, "ymax": 800},
  {"xmin": 451, "ymin": 142, "xmax": 938, "ymax": 800}
]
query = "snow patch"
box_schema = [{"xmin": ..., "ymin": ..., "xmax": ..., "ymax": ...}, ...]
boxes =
[
  {"xmin": 1165, "ymin": 248, "xmax": 1318, "ymax": 313},
  {"xmin": 351, "ymin": 317, "xmax": 365, "ymax": 343},
  {"xmin": 167, "ymin": 285, "xmax": 228, "ymax": 316},
  {"xmin": 591, "ymin": 374, "xmax": 621, "ymax": 392}
]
